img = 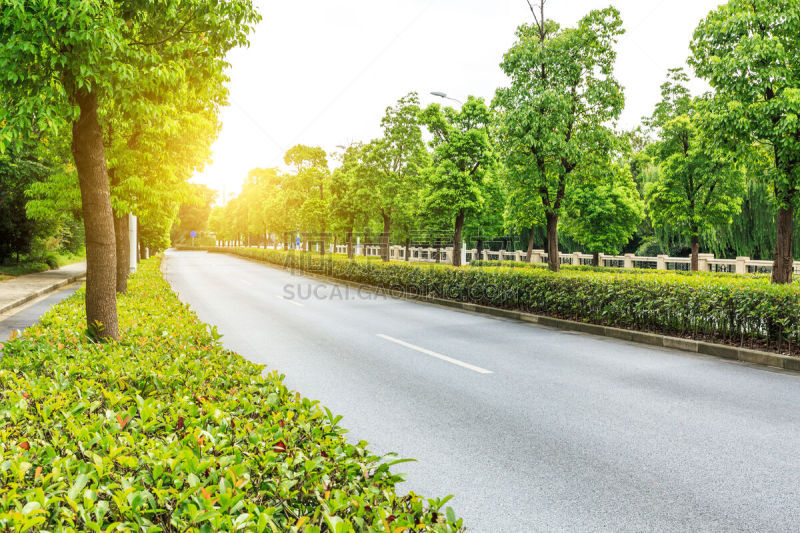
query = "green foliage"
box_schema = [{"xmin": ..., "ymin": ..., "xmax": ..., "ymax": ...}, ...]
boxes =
[
  {"xmin": 563, "ymin": 162, "xmax": 643, "ymax": 256},
  {"xmin": 420, "ymin": 97, "xmax": 495, "ymax": 225},
  {"xmin": 362, "ymin": 93, "xmax": 429, "ymax": 235},
  {"xmin": 170, "ymin": 184, "xmax": 217, "ymax": 244},
  {"xmin": 690, "ymin": 0, "xmax": 800, "ymax": 211},
  {"xmin": 0, "ymin": 258, "xmax": 464, "ymax": 532},
  {"xmin": 494, "ymin": 5, "xmax": 626, "ymax": 252},
  {"xmin": 645, "ymin": 69, "xmax": 745, "ymax": 243},
  {"xmin": 217, "ymin": 248, "xmax": 800, "ymax": 354}
]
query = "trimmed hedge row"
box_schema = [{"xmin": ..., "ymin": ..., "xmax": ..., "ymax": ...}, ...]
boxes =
[
  {"xmin": 468, "ymin": 260, "xmax": 771, "ymax": 279},
  {"xmin": 215, "ymin": 247, "xmax": 800, "ymax": 355},
  {"xmin": 0, "ymin": 258, "xmax": 464, "ymax": 532}
]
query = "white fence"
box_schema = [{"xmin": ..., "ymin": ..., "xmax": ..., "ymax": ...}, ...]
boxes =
[{"xmin": 333, "ymin": 244, "xmax": 800, "ymax": 275}]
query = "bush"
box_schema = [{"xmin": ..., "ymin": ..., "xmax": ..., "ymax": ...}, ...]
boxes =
[
  {"xmin": 0, "ymin": 257, "xmax": 464, "ymax": 532},
  {"xmin": 214, "ymin": 247, "xmax": 800, "ymax": 355}
]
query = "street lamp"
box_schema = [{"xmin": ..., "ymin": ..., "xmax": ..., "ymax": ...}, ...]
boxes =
[{"xmin": 430, "ymin": 91, "xmax": 463, "ymax": 105}]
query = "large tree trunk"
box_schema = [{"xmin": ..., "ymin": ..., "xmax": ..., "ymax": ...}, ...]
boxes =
[
  {"xmin": 405, "ymin": 237, "xmax": 411, "ymax": 262},
  {"xmin": 525, "ymin": 228, "xmax": 535, "ymax": 262},
  {"xmin": 71, "ymin": 89, "xmax": 119, "ymax": 340},
  {"xmin": 476, "ymin": 238, "xmax": 484, "ymax": 261},
  {"xmin": 690, "ymin": 234, "xmax": 699, "ymax": 272},
  {"xmin": 113, "ymin": 213, "xmax": 129, "ymax": 294},
  {"xmin": 593, "ymin": 252, "xmax": 600, "ymax": 267},
  {"xmin": 452, "ymin": 209, "xmax": 465, "ymax": 267},
  {"xmin": 381, "ymin": 214, "xmax": 391, "ymax": 262},
  {"xmin": 320, "ymin": 225, "xmax": 326, "ymax": 257},
  {"xmin": 772, "ymin": 206, "xmax": 794, "ymax": 284},
  {"xmin": 363, "ymin": 231, "xmax": 368, "ymax": 256},
  {"xmin": 545, "ymin": 212, "xmax": 559, "ymax": 272}
]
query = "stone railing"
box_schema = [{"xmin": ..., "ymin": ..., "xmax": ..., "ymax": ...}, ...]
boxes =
[{"xmin": 331, "ymin": 244, "xmax": 800, "ymax": 275}]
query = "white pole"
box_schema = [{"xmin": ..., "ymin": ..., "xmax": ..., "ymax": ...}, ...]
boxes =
[{"xmin": 128, "ymin": 213, "xmax": 137, "ymax": 273}]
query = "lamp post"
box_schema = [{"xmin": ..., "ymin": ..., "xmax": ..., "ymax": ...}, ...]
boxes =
[{"xmin": 430, "ymin": 91, "xmax": 463, "ymax": 105}]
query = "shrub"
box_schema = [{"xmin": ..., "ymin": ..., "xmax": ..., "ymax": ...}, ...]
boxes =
[
  {"xmin": 214, "ymin": 247, "xmax": 800, "ymax": 355},
  {"xmin": 0, "ymin": 257, "xmax": 464, "ymax": 532}
]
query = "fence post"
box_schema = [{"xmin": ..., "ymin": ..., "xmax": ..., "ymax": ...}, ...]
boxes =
[
  {"xmin": 735, "ymin": 256, "xmax": 749, "ymax": 275},
  {"xmin": 573, "ymin": 251, "xmax": 582, "ymax": 266},
  {"xmin": 698, "ymin": 253, "xmax": 713, "ymax": 272},
  {"xmin": 656, "ymin": 255, "xmax": 668, "ymax": 270},
  {"xmin": 624, "ymin": 253, "xmax": 635, "ymax": 269}
]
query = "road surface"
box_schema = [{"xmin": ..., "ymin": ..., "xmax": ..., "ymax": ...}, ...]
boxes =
[{"xmin": 164, "ymin": 250, "xmax": 800, "ymax": 532}]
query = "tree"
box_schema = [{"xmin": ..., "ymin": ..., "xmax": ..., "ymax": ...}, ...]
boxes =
[
  {"xmin": 494, "ymin": 3, "xmax": 625, "ymax": 271},
  {"xmin": 284, "ymin": 145, "xmax": 329, "ymax": 253},
  {"xmin": 420, "ymin": 97, "xmax": 495, "ymax": 266},
  {"xmin": 363, "ymin": 93, "xmax": 429, "ymax": 261},
  {"xmin": 0, "ymin": 1, "xmax": 259, "ymax": 338},
  {"xmin": 563, "ymin": 162, "xmax": 643, "ymax": 266},
  {"xmin": 328, "ymin": 144, "xmax": 374, "ymax": 258},
  {"xmin": 171, "ymin": 184, "xmax": 217, "ymax": 243},
  {"xmin": 644, "ymin": 70, "xmax": 744, "ymax": 271},
  {"xmin": 690, "ymin": 0, "xmax": 800, "ymax": 283}
]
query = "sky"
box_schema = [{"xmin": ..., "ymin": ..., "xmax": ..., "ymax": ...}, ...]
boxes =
[{"xmin": 193, "ymin": 0, "xmax": 726, "ymax": 204}]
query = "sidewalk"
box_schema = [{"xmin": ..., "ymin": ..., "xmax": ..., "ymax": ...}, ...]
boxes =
[{"xmin": 0, "ymin": 262, "xmax": 86, "ymax": 315}]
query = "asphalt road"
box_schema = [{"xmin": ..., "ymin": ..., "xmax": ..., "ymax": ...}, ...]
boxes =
[
  {"xmin": 164, "ymin": 250, "xmax": 800, "ymax": 532},
  {"xmin": 0, "ymin": 283, "xmax": 81, "ymax": 348}
]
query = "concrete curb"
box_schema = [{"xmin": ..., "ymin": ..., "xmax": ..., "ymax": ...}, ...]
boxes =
[
  {"xmin": 201, "ymin": 250, "xmax": 800, "ymax": 373},
  {"xmin": 0, "ymin": 274, "xmax": 85, "ymax": 316}
]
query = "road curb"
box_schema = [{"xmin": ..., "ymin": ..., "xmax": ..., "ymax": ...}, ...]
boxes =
[
  {"xmin": 199, "ymin": 250, "xmax": 800, "ymax": 373},
  {"xmin": 0, "ymin": 274, "xmax": 85, "ymax": 316}
]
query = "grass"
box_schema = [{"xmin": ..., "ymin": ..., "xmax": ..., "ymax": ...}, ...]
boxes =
[{"xmin": 0, "ymin": 251, "xmax": 85, "ymax": 278}]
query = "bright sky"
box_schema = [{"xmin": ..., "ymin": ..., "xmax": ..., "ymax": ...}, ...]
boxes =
[{"xmin": 193, "ymin": 0, "xmax": 725, "ymax": 203}]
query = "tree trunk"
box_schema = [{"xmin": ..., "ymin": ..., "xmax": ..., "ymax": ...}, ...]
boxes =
[
  {"xmin": 452, "ymin": 209, "xmax": 465, "ymax": 267},
  {"xmin": 71, "ymin": 88, "xmax": 119, "ymax": 340},
  {"xmin": 347, "ymin": 229, "xmax": 354, "ymax": 259},
  {"xmin": 363, "ymin": 231, "xmax": 368, "ymax": 256},
  {"xmin": 113, "ymin": 213, "xmax": 129, "ymax": 294},
  {"xmin": 476, "ymin": 238, "xmax": 484, "ymax": 261},
  {"xmin": 593, "ymin": 252, "xmax": 600, "ymax": 267},
  {"xmin": 381, "ymin": 214, "xmax": 391, "ymax": 262},
  {"xmin": 320, "ymin": 226, "xmax": 326, "ymax": 257},
  {"xmin": 772, "ymin": 206, "xmax": 794, "ymax": 284},
  {"xmin": 405, "ymin": 237, "xmax": 411, "ymax": 262},
  {"xmin": 545, "ymin": 212, "xmax": 559, "ymax": 272},
  {"xmin": 525, "ymin": 228, "xmax": 535, "ymax": 262},
  {"xmin": 690, "ymin": 235, "xmax": 700, "ymax": 272}
]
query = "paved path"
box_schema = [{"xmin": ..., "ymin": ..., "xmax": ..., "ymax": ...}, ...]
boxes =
[
  {"xmin": 0, "ymin": 284, "xmax": 82, "ymax": 345},
  {"xmin": 164, "ymin": 250, "xmax": 800, "ymax": 533},
  {"xmin": 0, "ymin": 262, "xmax": 85, "ymax": 314}
]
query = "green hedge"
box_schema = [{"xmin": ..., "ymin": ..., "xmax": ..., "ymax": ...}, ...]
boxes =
[
  {"xmin": 0, "ymin": 258, "xmax": 464, "ymax": 532},
  {"xmin": 214, "ymin": 247, "xmax": 800, "ymax": 355}
]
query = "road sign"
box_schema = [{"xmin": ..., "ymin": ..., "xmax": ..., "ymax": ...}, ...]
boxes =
[
  {"xmin": 190, "ymin": 231, "xmax": 197, "ymax": 238},
  {"xmin": 296, "ymin": 236, "xmax": 301, "ymax": 248}
]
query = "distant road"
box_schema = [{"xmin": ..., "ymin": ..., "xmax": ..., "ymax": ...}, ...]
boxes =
[{"xmin": 165, "ymin": 250, "xmax": 800, "ymax": 533}]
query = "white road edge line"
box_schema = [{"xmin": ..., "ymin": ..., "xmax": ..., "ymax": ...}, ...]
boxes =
[
  {"xmin": 376, "ymin": 334, "xmax": 493, "ymax": 374},
  {"xmin": 276, "ymin": 295, "xmax": 304, "ymax": 307}
]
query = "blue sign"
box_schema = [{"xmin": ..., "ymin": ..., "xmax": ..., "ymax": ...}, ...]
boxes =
[
  {"xmin": 190, "ymin": 231, "xmax": 197, "ymax": 238},
  {"xmin": 296, "ymin": 236, "xmax": 301, "ymax": 247}
]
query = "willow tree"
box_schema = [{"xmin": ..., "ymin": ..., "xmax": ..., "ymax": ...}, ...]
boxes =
[
  {"xmin": 0, "ymin": 1, "xmax": 259, "ymax": 337},
  {"xmin": 690, "ymin": 0, "xmax": 800, "ymax": 283},
  {"xmin": 494, "ymin": 3, "xmax": 625, "ymax": 272}
]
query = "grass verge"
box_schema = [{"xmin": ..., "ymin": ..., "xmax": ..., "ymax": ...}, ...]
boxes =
[
  {"xmin": 0, "ymin": 257, "xmax": 463, "ymax": 532},
  {"xmin": 0, "ymin": 251, "xmax": 85, "ymax": 278}
]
